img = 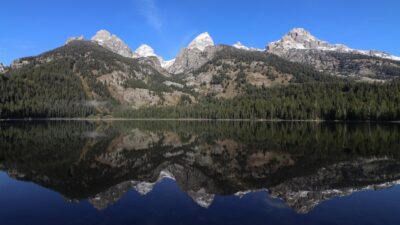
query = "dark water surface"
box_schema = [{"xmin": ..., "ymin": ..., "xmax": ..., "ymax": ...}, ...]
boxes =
[{"xmin": 1, "ymin": 121, "xmax": 400, "ymax": 225}]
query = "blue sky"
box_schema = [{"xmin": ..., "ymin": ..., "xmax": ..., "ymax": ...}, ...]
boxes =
[{"xmin": 1, "ymin": 0, "xmax": 399, "ymax": 64}]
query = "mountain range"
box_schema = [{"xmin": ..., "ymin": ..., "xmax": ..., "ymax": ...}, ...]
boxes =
[
  {"xmin": 1, "ymin": 28, "xmax": 400, "ymax": 120},
  {"xmin": 63, "ymin": 28, "xmax": 400, "ymax": 76}
]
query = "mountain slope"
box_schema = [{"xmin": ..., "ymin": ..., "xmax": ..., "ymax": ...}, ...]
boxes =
[
  {"xmin": 0, "ymin": 41, "xmax": 193, "ymax": 118},
  {"xmin": 180, "ymin": 45, "xmax": 339, "ymax": 98}
]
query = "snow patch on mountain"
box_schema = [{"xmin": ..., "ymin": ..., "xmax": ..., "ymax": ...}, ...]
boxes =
[
  {"xmin": 233, "ymin": 42, "xmax": 250, "ymax": 50},
  {"xmin": 160, "ymin": 58, "xmax": 176, "ymax": 69},
  {"xmin": 233, "ymin": 42, "xmax": 264, "ymax": 51}
]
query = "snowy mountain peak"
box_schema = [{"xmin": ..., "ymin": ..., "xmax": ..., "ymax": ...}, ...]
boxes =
[
  {"xmin": 288, "ymin": 28, "xmax": 315, "ymax": 38},
  {"xmin": 91, "ymin": 29, "xmax": 134, "ymax": 58},
  {"xmin": 267, "ymin": 28, "xmax": 400, "ymax": 60},
  {"xmin": 134, "ymin": 44, "xmax": 157, "ymax": 58},
  {"xmin": 91, "ymin": 29, "xmax": 112, "ymax": 43},
  {"xmin": 133, "ymin": 44, "xmax": 175, "ymax": 69},
  {"xmin": 268, "ymin": 27, "xmax": 345, "ymax": 51},
  {"xmin": 188, "ymin": 32, "xmax": 214, "ymax": 51},
  {"xmin": 267, "ymin": 28, "xmax": 400, "ymax": 61}
]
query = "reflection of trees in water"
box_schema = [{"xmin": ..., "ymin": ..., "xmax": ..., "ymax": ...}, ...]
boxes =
[{"xmin": 1, "ymin": 121, "xmax": 400, "ymax": 212}]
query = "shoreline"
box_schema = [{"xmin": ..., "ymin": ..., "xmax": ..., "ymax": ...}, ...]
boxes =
[{"xmin": 1, "ymin": 118, "xmax": 399, "ymax": 123}]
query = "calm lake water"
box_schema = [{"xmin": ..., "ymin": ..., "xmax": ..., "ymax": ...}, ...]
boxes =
[{"xmin": 1, "ymin": 121, "xmax": 400, "ymax": 225}]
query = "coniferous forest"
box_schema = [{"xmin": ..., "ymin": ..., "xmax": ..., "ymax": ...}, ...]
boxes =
[
  {"xmin": 113, "ymin": 80, "xmax": 400, "ymax": 121},
  {"xmin": 2, "ymin": 67, "xmax": 400, "ymax": 120}
]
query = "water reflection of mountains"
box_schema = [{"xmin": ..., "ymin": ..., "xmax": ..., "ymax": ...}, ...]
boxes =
[{"xmin": 1, "ymin": 121, "xmax": 400, "ymax": 213}]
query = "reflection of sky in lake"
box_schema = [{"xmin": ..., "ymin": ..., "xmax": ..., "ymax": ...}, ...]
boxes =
[{"xmin": 1, "ymin": 172, "xmax": 400, "ymax": 225}]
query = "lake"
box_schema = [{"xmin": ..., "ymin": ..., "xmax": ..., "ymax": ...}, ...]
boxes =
[{"xmin": 1, "ymin": 121, "xmax": 400, "ymax": 225}]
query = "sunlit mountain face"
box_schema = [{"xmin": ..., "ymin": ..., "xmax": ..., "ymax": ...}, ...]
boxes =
[{"xmin": 1, "ymin": 121, "xmax": 400, "ymax": 219}]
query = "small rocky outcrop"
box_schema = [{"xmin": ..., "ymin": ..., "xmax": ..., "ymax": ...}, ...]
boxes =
[
  {"xmin": 65, "ymin": 35, "xmax": 84, "ymax": 45},
  {"xmin": 0, "ymin": 63, "xmax": 5, "ymax": 73}
]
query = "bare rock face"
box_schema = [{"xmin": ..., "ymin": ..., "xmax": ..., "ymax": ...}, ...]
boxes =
[
  {"xmin": 65, "ymin": 35, "xmax": 84, "ymax": 45},
  {"xmin": 168, "ymin": 47, "xmax": 216, "ymax": 74},
  {"xmin": 120, "ymin": 88, "xmax": 161, "ymax": 108},
  {"xmin": 168, "ymin": 32, "xmax": 217, "ymax": 74},
  {"xmin": 91, "ymin": 29, "xmax": 134, "ymax": 58},
  {"xmin": 11, "ymin": 59, "xmax": 30, "ymax": 70}
]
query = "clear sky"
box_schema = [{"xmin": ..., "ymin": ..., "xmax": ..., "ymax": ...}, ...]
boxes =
[{"xmin": 1, "ymin": 0, "xmax": 399, "ymax": 64}]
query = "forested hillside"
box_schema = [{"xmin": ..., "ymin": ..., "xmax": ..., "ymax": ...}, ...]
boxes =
[
  {"xmin": 0, "ymin": 41, "xmax": 192, "ymax": 118},
  {"xmin": 114, "ymin": 80, "xmax": 400, "ymax": 121}
]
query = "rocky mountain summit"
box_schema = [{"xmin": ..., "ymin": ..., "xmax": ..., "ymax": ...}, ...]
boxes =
[
  {"xmin": 91, "ymin": 29, "xmax": 134, "ymax": 58},
  {"xmin": 267, "ymin": 28, "xmax": 400, "ymax": 61},
  {"xmin": 71, "ymin": 28, "xmax": 400, "ymax": 79},
  {"xmin": 266, "ymin": 28, "xmax": 400, "ymax": 78},
  {"xmin": 133, "ymin": 44, "xmax": 174, "ymax": 69},
  {"xmin": 187, "ymin": 32, "xmax": 214, "ymax": 51},
  {"xmin": 267, "ymin": 28, "xmax": 352, "ymax": 53},
  {"xmin": 167, "ymin": 32, "xmax": 217, "ymax": 74},
  {"xmin": 134, "ymin": 44, "xmax": 158, "ymax": 58},
  {"xmin": 65, "ymin": 35, "xmax": 84, "ymax": 45},
  {"xmin": 89, "ymin": 30, "xmax": 174, "ymax": 69}
]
